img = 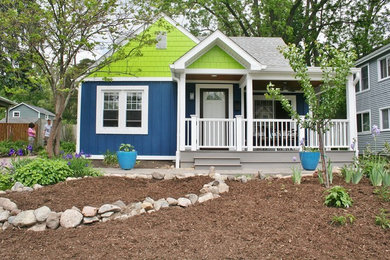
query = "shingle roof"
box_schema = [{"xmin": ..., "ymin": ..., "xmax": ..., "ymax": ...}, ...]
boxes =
[
  {"xmin": 230, "ymin": 37, "xmax": 290, "ymax": 68},
  {"xmin": 28, "ymin": 104, "xmax": 55, "ymax": 117}
]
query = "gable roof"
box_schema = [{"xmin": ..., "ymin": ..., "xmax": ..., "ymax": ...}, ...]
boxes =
[
  {"xmin": 171, "ymin": 30, "xmax": 266, "ymax": 71},
  {"xmin": 356, "ymin": 42, "xmax": 390, "ymax": 66},
  {"xmin": 10, "ymin": 103, "xmax": 55, "ymax": 116}
]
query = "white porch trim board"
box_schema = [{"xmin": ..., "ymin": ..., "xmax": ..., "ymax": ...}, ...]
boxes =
[
  {"xmin": 346, "ymin": 74, "xmax": 358, "ymax": 156},
  {"xmin": 246, "ymin": 74, "xmax": 254, "ymax": 151},
  {"xmin": 76, "ymin": 83, "xmax": 82, "ymax": 154}
]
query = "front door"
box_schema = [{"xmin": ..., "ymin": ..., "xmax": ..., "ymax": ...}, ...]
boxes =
[{"xmin": 200, "ymin": 89, "xmax": 228, "ymax": 147}]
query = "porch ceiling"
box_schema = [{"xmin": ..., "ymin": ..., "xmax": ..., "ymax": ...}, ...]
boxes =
[
  {"xmin": 186, "ymin": 74, "xmax": 244, "ymax": 81},
  {"xmin": 253, "ymin": 80, "xmax": 322, "ymax": 91}
]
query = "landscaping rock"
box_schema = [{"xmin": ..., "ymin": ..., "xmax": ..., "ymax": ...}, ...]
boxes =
[
  {"xmin": 157, "ymin": 199, "xmax": 169, "ymax": 208},
  {"xmin": 227, "ymin": 176, "xmax": 236, "ymax": 181},
  {"xmin": 46, "ymin": 212, "xmax": 61, "ymax": 229},
  {"xmin": 200, "ymin": 184, "xmax": 219, "ymax": 194},
  {"xmin": 0, "ymin": 198, "xmax": 18, "ymax": 212},
  {"xmin": 82, "ymin": 206, "xmax": 98, "ymax": 217},
  {"xmin": 100, "ymin": 212, "xmax": 114, "ymax": 218},
  {"xmin": 28, "ymin": 223, "xmax": 46, "ymax": 232},
  {"xmin": 164, "ymin": 173, "xmax": 174, "ymax": 180},
  {"xmin": 141, "ymin": 202, "xmax": 153, "ymax": 211},
  {"xmin": 240, "ymin": 176, "xmax": 248, "ymax": 183},
  {"xmin": 7, "ymin": 216, "xmax": 15, "ymax": 225},
  {"xmin": 198, "ymin": 192, "xmax": 214, "ymax": 203},
  {"xmin": 153, "ymin": 201, "xmax": 162, "ymax": 211},
  {"xmin": 33, "ymin": 184, "xmax": 43, "ymax": 190},
  {"xmin": 13, "ymin": 210, "xmax": 37, "ymax": 227},
  {"xmin": 208, "ymin": 166, "xmax": 216, "ymax": 178},
  {"xmin": 216, "ymin": 182, "xmax": 229, "ymax": 194},
  {"xmin": 98, "ymin": 204, "xmax": 121, "ymax": 214},
  {"xmin": 83, "ymin": 216, "xmax": 99, "ymax": 224},
  {"xmin": 22, "ymin": 187, "xmax": 34, "ymax": 192},
  {"xmin": 113, "ymin": 200, "xmax": 126, "ymax": 209},
  {"xmin": 60, "ymin": 209, "xmax": 83, "ymax": 228},
  {"xmin": 185, "ymin": 194, "xmax": 198, "ymax": 204},
  {"xmin": 0, "ymin": 191, "xmax": 6, "ymax": 195},
  {"xmin": 166, "ymin": 197, "xmax": 178, "ymax": 206},
  {"xmin": 152, "ymin": 172, "xmax": 164, "ymax": 180},
  {"xmin": 11, "ymin": 182, "xmax": 24, "ymax": 191},
  {"xmin": 144, "ymin": 197, "xmax": 155, "ymax": 204},
  {"xmin": 71, "ymin": 206, "xmax": 81, "ymax": 212},
  {"xmin": 0, "ymin": 209, "xmax": 10, "ymax": 223},
  {"xmin": 2, "ymin": 221, "xmax": 10, "ymax": 231},
  {"xmin": 177, "ymin": 198, "xmax": 192, "ymax": 208},
  {"xmin": 34, "ymin": 206, "xmax": 51, "ymax": 222},
  {"xmin": 10, "ymin": 208, "xmax": 21, "ymax": 216}
]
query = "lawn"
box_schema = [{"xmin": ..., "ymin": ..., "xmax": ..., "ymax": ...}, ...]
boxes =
[{"xmin": 0, "ymin": 175, "xmax": 389, "ymax": 259}]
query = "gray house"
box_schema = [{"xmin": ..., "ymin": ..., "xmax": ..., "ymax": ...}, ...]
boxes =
[
  {"xmin": 1, "ymin": 102, "xmax": 55, "ymax": 123},
  {"xmin": 355, "ymin": 43, "xmax": 390, "ymax": 153}
]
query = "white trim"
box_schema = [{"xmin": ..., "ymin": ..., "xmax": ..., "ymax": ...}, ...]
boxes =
[
  {"xmin": 83, "ymin": 77, "xmax": 173, "ymax": 82},
  {"xmin": 89, "ymin": 155, "xmax": 175, "ymax": 160},
  {"xmin": 377, "ymin": 55, "xmax": 390, "ymax": 82},
  {"xmin": 186, "ymin": 80, "xmax": 240, "ymax": 84},
  {"xmin": 195, "ymin": 84, "xmax": 234, "ymax": 119},
  {"xmin": 379, "ymin": 106, "xmax": 390, "ymax": 132},
  {"xmin": 355, "ymin": 64, "xmax": 370, "ymax": 94},
  {"xmin": 185, "ymin": 69, "xmax": 248, "ymax": 75},
  {"xmin": 172, "ymin": 30, "xmax": 265, "ymax": 71},
  {"xmin": 356, "ymin": 109, "xmax": 371, "ymax": 135},
  {"xmin": 76, "ymin": 83, "xmax": 82, "ymax": 153},
  {"xmin": 12, "ymin": 111, "xmax": 20, "ymax": 118},
  {"xmin": 96, "ymin": 85, "xmax": 149, "ymax": 134}
]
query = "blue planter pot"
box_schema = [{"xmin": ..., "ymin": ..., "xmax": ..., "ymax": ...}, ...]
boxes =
[
  {"xmin": 299, "ymin": 151, "xmax": 320, "ymax": 171},
  {"xmin": 117, "ymin": 151, "xmax": 137, "ymax": 170}
]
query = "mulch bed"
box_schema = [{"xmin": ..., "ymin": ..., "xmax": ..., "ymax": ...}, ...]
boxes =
[{"xmin": 1, "ymin": 175, "xmax": 389, "ymax": 259}]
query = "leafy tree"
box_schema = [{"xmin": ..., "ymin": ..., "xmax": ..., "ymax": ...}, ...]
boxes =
[
  {"xmin": 0, "ymin": 0, "xmax": 154, "ymax": 157},
  {"xmin": 266, "ymin": 43, "xmax": 356, "ymax": 187}
]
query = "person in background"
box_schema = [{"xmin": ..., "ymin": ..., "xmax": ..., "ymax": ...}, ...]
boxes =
[
  {"xmin": 27, "ymin": 122, "xmax": 36, "ymax": 154},
  {"xmin": 43, "ymin": 119, "xmax": 52, "ymax": 146}
]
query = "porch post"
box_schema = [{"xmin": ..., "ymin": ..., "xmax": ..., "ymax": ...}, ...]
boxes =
[
  {"xmin": 190, "ymin": 114, "xmax": 197, "ymax": 151},
  {"xmin": 346, "ymin": 74, "xmax": 358, "ymax": 156},
  {"xmin": 246, "ymin": 74, "xmax": 253, "ymax": 151},
  {"xmin": 178, "ymin": 73, "xmax": 186, "ymax": 151},
  {"xmin": 299, "ymin": 116, "xmax": 305, "ymax": 151},
  {"xmin": 236, "ymin": 115, "xmax": 243, "ymax": 151}
]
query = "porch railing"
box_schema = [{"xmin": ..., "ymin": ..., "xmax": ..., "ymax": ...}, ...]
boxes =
[{"xmin": 184, "ymin": 115, "xmax": 350, "ymax": 151}]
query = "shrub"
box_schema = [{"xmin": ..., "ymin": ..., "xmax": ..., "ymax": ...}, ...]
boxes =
[
  {"xmin": 0, "ymin": 173, "xmax": 13, "ymax": 190},
  {"xmin": 324, "ymin": 186, "xmax": 353, "ymax": 208},
  {"xmin": 291, "ymin": 166, "xmax": 302, "ymax": 185},
  {"xmin": 13, "ymin": 158, "xmax": 73, "ymax": 187},
  {"xmin": 0, "ymin": 140, "xmax": 29, "ymax": 157},
  {"xmin": 373, "ymin": 187, "xmax": 390, "ymax": 202},
  {"xmin": 60, "ymin": 141, "xmax": 76, "ymax": 154},
  {"xmin": 375, "ymin": 209, "xmax": 390, "ymax": 229},
  {"xmin": 66, "ymin": 156, "xmax": 101, "ymax": 177},
  {"xmin": 369, "ymin": 161, "xmax": 388, "ymax": 186},
  {"xmin": 103, "ymin": 150, "xmax": 118, "ymax": 166}
]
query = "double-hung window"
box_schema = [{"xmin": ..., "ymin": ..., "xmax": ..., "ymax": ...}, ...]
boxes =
[
  {"xmin": 355, "ymin": 65, "xmax": 369, "ymax": 93},
  {"xmin": 357, "ymin": 111, "xmax": 370, "ymax": 133},
  {"xmin": 378, "ymin": 55, "xmax": 390, "ymax": 80},
  {"xmin": 96, "ymin": 86, "xmax": 148, "ymax": 134},
  {"xmin": 380, "ymin": 107, "xmax": 390, "ymax": 131}
]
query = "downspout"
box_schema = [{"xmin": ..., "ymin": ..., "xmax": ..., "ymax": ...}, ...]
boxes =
[{"xmin": 172, "ymin": 73, "xmax": 181, "ymax": 168}]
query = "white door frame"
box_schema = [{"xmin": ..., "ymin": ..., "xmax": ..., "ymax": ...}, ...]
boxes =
[{"xmin": 195, "ymin": 84, "xmax": 234, "ymax": 118}]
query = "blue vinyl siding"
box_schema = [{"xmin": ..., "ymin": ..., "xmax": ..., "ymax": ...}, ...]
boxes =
[{"xmin": 80, "ymin": 81, "xmax": 177, "ymax": 156}]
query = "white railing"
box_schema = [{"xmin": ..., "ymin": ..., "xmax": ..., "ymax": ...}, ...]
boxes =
[
  {"xmin": 306, "ymin": 120, "xmax": 349, "ymax": 149},
  {"xmin": 184, "ymin": 116, "xmax": 350, "ymax": 151},
  {"xmin": 253, "ymin": 119, "xmax": 300, "ymax": 149}
]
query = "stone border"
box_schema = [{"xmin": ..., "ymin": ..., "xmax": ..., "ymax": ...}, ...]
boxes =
[{"xmin": 0, "ymin": 169, "xmax": 253, "ymax": 232}]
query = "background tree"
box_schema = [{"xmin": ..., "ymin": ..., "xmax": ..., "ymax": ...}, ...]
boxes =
[
  {"xmin": 135, "ymin": 0, "xmax": 390, "ymax": 63},
  {"xmin": 266, "ymin": 43, "xmax": 356, "ymax": 187},
  {"xmin": 0, "ymin": 0, "xmax": 154, "ymax": 157}
]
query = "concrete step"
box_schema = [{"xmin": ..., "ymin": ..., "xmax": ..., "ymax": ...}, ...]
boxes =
[
  {"xmin": 194, "ymin": 157, "xmax": 241, "ymax": 170},
  {"xmin": 194, "ymin": 164, "xmax": 242, "ymax": 170}
]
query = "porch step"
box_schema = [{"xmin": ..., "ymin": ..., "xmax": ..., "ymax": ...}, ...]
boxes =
[{"xmin": 194, "ymin": 157, "xmax": 241, "ymax": 170}]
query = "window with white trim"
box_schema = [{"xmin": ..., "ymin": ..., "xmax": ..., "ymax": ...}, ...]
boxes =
[
  {"xmin": 13, "ymin": 111, "xmax": 20, "ymax": 117},
  {"xmin": 379, "ymin": 55, "xmax": 390, "ymax": 80},
  {"xmin": 355, "ymin": 65, "xmax": 369, "ymax": 93},
  {"xmin": 357, "ymin": 111, "xmax": 370, "ymax": 133},
  {"xmin": 380, "ymin": 107, "xmax": 390, "ymax": 130},
  {"xmin": 96, "ymin": 86, "xmax": 148, "ymax": 134}
]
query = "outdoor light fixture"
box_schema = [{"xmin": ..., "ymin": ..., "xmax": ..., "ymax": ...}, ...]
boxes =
[
  {"xmin": 189, "ymin": 92, "xmax": 195, "ymax": 100},
  {"xmin": 211, "ymin": 74, "xmax": 217, "ymax": 78}
]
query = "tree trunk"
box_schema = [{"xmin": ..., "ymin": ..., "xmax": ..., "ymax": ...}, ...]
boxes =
[
  {"xmin": 46, "ymin": 93, "xmax": 66, "ymax": 157},
  {"xmin": 317, "ymin": 124, "xmax": 329, "ymax": 187}
]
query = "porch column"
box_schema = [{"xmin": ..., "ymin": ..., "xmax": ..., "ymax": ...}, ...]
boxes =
[
  {"xmin": 178, "ymin": 73, "xmax": 186, "ymax": 151},
  {"xmin": 246, "ymin": 74, "xmax": 253, "ymax": 151},
  {"xmin": 346, "ymin": 74, "xmax": 358, "ymax": 156}
]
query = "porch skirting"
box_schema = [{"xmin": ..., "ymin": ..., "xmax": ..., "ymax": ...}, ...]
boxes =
[{"xmin": 180, "ymin": 150, "xmax": 354, "ymax": 170}]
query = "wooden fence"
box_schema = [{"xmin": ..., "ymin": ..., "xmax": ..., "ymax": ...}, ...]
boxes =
[{"xmin": 0, "ymin": 123, "xmax": 40, "ymax": 142}]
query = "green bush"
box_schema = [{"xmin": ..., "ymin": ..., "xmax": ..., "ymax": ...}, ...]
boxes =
[
  {"xmin": 375, "ymin": 209, "xmax": 390, "ymax": 229},
  {"xmin": 66, "ymin": 156, "xmax": 101, "ymax": 178},
  {"xmin": 103, "ymin": 150, "xmax": 118, "ymax": 166},
  {"xmin": 60, "ymin": 141, "xmax": 76, "ymax": 154},
  {"xmin": 13, "ymin": 158, "xmax": 73, "ymax": 187},
  {"xmin": 324, "ymin": 186, "xmax": 353, "ymax": 208},
  {"xmin": 0, "ymin": 140, "xmax": 28, "ymax": 157},
  {"xmin": 0, "ymin": 173, "xmax": 13, "ymax": 190}
]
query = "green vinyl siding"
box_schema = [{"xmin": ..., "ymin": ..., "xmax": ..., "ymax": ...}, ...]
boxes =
[
  {"xmin": 89, "ymin": 19, "xmax": 197, "ymax": 78},
  {"xmin": 188, "ymin": 45, "xmax": 245, "ymax": 69}
]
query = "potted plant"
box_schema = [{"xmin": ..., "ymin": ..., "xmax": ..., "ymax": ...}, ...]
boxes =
[
  {"xmin": 117, "ymin": 143, "xmax": 137, "ymax": 170},
  {"xmin": 299, "ymin": 138, "xmax": 320, "ymax": 170}
]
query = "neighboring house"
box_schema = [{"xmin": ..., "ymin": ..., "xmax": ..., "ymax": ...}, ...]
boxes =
[
  {"xmin": 1, "ymin": 103, "xmax": 55, "ymax": 123},
  {"xmin": 355, "ymin": 43, "xmax": 390, "ymax": 153},
  {"xmin": 0, "ymin": 96, "xmax": 17, "ymax": 123},
  {"xmin": 78, "ymin": 15, "xmax": 359, "ymax": 169}
]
